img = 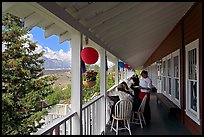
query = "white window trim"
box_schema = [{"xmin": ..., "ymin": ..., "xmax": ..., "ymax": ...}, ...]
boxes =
[
  {"xmin": 161, "ymin": 50, "xmax": 181, "ymax": 108},
  {"xmin": 172, "ymin": 49, "xmax": 180, "ymax": 108},
  {"xmin": 185, "ymin": 39, "xmax": 200, "ymax": 125},
  {"xmin": 161, "ymin": 56, "xmax": 167, "ymax": 94},
  {"xmin": 166, "ymin": 54, "xmax": 172, "ymax": 99},
  {"xmin": 156, "ymin": 60, "xmax": 162, "ymax": 93}
]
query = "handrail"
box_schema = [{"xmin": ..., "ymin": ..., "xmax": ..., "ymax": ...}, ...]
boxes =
[
  {"xmin": 107, "ymin": 80, "xmax": 126, "ymax": 93},
  {"xmin": 33, "ymin": 83, "xmax": 126, "ymax": 135},
  {"xmin": 107, "ymin": 84, "xmax": 117, "ymax": 92},
  {"xmin": 82, "ymin": 94, "xmax": 104, "ymax": 109},
  {"xmin": 32, "ymin": 111, "xmax": 77, "ymax": 135}
]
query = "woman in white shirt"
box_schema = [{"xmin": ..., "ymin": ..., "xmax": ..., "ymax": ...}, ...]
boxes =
[{"xmin": 139, "ymin": 70, "xmax": 152, "ymax": 125}]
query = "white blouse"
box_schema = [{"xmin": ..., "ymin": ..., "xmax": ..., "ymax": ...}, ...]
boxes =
[
  {"xmin": 118, "ymin": 90, "xmax": 133, "ymax": 102},
  {"xmin": 139, "ymin": 77, "xmax": 152, "ymax": 93}
]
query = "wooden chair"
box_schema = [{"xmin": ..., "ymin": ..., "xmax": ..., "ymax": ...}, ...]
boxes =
[
  {"xmin": 132, "ymin": 94, "xmax": 147, "ymax": 128},
  {"xmin": 110, "ymin": 99, "xmax": 132, "ymax": 135}
]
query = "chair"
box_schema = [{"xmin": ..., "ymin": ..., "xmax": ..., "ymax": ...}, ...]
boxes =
[
  {"xmin": 110, "ymin": 99, "xmax": 132, "ymax": 135},
  {"xmin": 132, "ymin": 94, "xmax": 147, "ymax": 128}
]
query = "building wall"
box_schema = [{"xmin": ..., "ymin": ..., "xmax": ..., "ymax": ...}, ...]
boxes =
[
  {"xmin": 143, "ymin": 2, "xmax": 202, "ymax": 134},
  {"xmin": 182, "ymin": 2, "xmax": 202, "ymax": 135}
]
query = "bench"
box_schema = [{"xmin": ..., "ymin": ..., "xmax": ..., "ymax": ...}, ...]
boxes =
[{"xmin": 156, "ymin": 93, "xmax": 181, "ymax": 119}]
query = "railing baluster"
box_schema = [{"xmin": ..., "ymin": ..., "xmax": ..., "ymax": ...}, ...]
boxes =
[
  {"xmin": 70, "ymin": 117, "xmax": 72, "ymax": 135},
  {"xmin": 96, "ymin": 99, "xmax": 99, "ymax": 134},
  {"xmin": 87, "ymin": 107, "xmax": 90, "ymax": 135},
  {"xmin": 91, "ymin": 104, "xmax": 94, "ymax": 135},
  {"xmin": 82, "ymin": 108, "xmax": 85, "ymax": 135},
  {"xmin": 84, "ymin": 108, "xmax": 86, "ymax": 135}
]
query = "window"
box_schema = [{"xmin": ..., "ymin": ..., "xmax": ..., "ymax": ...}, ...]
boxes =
[
  {"xmin": 172, "ymin": 49, "xmax": 180, "ymax": 107},
  {"xmin": 167, "ymin": 55, "xmax": 172, "ymax": 96},
  {"xmin": 161, "ymin": 57, "xmax": 167, "ymax": 93},
  {"xmin": 156, "ymin": 60, "xmax": 162, "ymax": 92},
  {"xmin": 185, "ymin": 39, "xmax": 200, "ymax": 125},
  {"xmin": 160, "ymin": 49, "xmax": 180, "ymax": 108}
]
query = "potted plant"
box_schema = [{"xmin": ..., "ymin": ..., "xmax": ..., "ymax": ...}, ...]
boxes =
[{"xmin": 83, "ymin": 70, "xmax": 98, "ymax": 88}]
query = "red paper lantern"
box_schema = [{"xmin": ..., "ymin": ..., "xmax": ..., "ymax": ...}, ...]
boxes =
[
  {"xmin": 124, "ymin": 64, "xmax": 128, "ymax": 68},
  {"xmin": 81, "ymin": 47, "xmax": 99, "ymax": 64}
]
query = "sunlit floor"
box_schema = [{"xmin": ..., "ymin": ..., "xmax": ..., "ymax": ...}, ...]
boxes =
[{"xmin": 105, "ymin": 93, "xmax": 192, "ymax": 135}]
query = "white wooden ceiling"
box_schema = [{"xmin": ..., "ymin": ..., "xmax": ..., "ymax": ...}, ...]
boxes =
[{"xmin": 2, "ymin": 2, "xmax": 194, "ymax": 69}]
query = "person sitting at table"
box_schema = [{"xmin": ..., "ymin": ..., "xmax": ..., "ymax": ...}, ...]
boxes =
[{"xmin": 118, "ymin": 81, "xmax": 133, "ymax": 101}]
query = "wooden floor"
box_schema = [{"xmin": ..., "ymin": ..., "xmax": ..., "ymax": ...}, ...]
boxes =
[{"xmin": 105, "ymin": 93, "xmax": 192, "ymax": 135}]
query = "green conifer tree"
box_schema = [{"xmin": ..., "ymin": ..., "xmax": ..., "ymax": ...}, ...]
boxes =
[{"xmin": 2, "ymin": 13, "xmax": 57, "ymax": 135}]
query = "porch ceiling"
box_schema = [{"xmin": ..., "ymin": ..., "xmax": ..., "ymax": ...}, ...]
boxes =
[{"xmin": 3, "ymin": 2, "xmax": 194, "ymax": 69}]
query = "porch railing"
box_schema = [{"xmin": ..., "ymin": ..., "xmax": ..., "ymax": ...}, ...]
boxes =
[
  {"xmin": 33, "ymin": 83, "xmax": 123, "ymax": 135},
  {"xmin": 33, "ymin": 94, "xmax": 106, "ymax": 135}
]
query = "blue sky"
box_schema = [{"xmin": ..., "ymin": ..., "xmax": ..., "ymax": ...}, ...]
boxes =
[
  {"xmin": 27, "ymin": 26, "xmax": 72, "ymax": 62},
  {"xmin": 29, "ymin": 26, "xmax": 70, "ymax": 52},
  {"xmin": 27, "ymin": 26, "xmax": 113, "ymax": 67}
]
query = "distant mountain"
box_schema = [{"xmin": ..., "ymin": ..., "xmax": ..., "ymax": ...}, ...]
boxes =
[{"xmin": 40, "ymin": 56, "xmax": 71, "ymax": 70}]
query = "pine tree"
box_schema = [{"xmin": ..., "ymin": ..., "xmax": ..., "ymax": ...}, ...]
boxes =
[{"xmin": 2, "ymin": 13, "xmax": 57, "ymax": 135}]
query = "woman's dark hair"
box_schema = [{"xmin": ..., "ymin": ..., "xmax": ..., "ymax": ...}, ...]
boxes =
[
  {"xmin": 121, "ymin": 81, "xmax": 129, "ymax": 90},
  {"xmin": 117, "ymin": 83, "xmax": 125, "ymax": 91},
  {"xmin": 141, "ymin": 70, "xmax": 148, "ymax": 75}
]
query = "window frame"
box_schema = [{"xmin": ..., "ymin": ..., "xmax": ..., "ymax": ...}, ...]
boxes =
[
  {"xmin": 171, "ymin": 49, "xmax": 180, "ymax": 108},
  {"xmin": 161, "ymin": 56, "xmax": 167, "ymax": 94},
  {"xmin": 185, "ymin": 39, "xmax": 200, "ymax": 125},
  {"xmin": 166, "ymin": 54, "xmax": 172, "ymax": 99}
]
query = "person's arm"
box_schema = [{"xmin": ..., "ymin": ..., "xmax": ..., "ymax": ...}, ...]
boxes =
[
  {"xmin": 139, "ymin": 86, "xmax": 151, "ymax": 90},
  {"xmin": 148, "ymin": 78, "xmax": 153, "ymax": 90}
]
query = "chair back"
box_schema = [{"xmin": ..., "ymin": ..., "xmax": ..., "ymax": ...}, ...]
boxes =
[
  {"xmin": 138, "ymin": 94, "xmax": 147, "ymax": 113},
  {"xmin": 114, "ymin": 99, "xmax": 132, "ymax": 119}
]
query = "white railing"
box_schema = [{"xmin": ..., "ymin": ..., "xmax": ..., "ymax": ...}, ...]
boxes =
[
  {"xmin": 33, "ymin": 94, "xmax": 105, "ymax": 135},
  {"xmin": 82, "ymin": 94, "xmax": 104, "ymax": 135},
  {"xmin": 33, "ymin": 82, "xmax": 132, "ymax": 135},
  {"xmin": 42, "ymin": 104, "xmax": 70, "ymax": 126},
  {"xmin": 33, "ymin": 111, "xmax": 77, "ymax": 135}
]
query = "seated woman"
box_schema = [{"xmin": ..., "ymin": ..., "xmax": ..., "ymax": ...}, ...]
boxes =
[{"xmin": 117, "ymin": 83, "xmax": 133, "ymax": 102}]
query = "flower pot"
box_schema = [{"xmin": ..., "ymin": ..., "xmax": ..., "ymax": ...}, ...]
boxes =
[{"xmin": 83, "ymin": 81, "xmax": 96, "ymax": 88}]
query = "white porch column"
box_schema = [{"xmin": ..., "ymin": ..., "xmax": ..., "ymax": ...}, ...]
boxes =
[
  {"xmin": 70, "ymin": 31, "xmax": 82, "ymax": 135},
  {"xmin": 99, "ymin": 48, "xmax": 106, "ymax": 134},
  {"xmin": 124, "ymin": 68, "xmax": 127, "ymax": 80},
  {"xmin": 114, "ymin": 58, "xmax": 119, "ymax": 85},
  {"xmin": 120, "ymin": 68, "xmax": 124, "ymax": 81}
]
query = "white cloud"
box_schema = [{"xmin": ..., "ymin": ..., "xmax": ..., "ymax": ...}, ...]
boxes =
[
  {"xmin": 35, "ymin": 43, "xmax": 45, "ymax": 53},
  {"xmin": 43, "ymin": 46, "xmax": 71, "ymax": 63},
  {"xmin": 26, "ymin": 33, "xmax": 72, "ymax": 63},
  {"xmin": 2, "ymin": 32, "xmax": 112, "ymax": 68},
  {"xmin": 2, "ymin": 33, "xmax": 72, "ymax": 63}
]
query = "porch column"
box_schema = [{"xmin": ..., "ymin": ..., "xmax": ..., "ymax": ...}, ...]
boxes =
[
  {"xmin": 121, "ymin": 68, "xmax": 124, "ymax": 82},
  {"xmin": 125, "ymin": 68, "xmax": 127, "ymax": 80},
  {"xmin": 70, "ymin": 31, "xmax": 82, "ymax": 135},
  {"xmin": 99, "ymin": 48, "xmax": 106, "ymax": 134},
  {"xmin": 114, "ymin": 58, "xmax": 119, "ymax": 85}
]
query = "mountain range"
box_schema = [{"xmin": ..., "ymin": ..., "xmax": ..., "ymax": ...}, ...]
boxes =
[{"xmin": 41, "ymin": 56, "xmax": 71, "ymax": 70}]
